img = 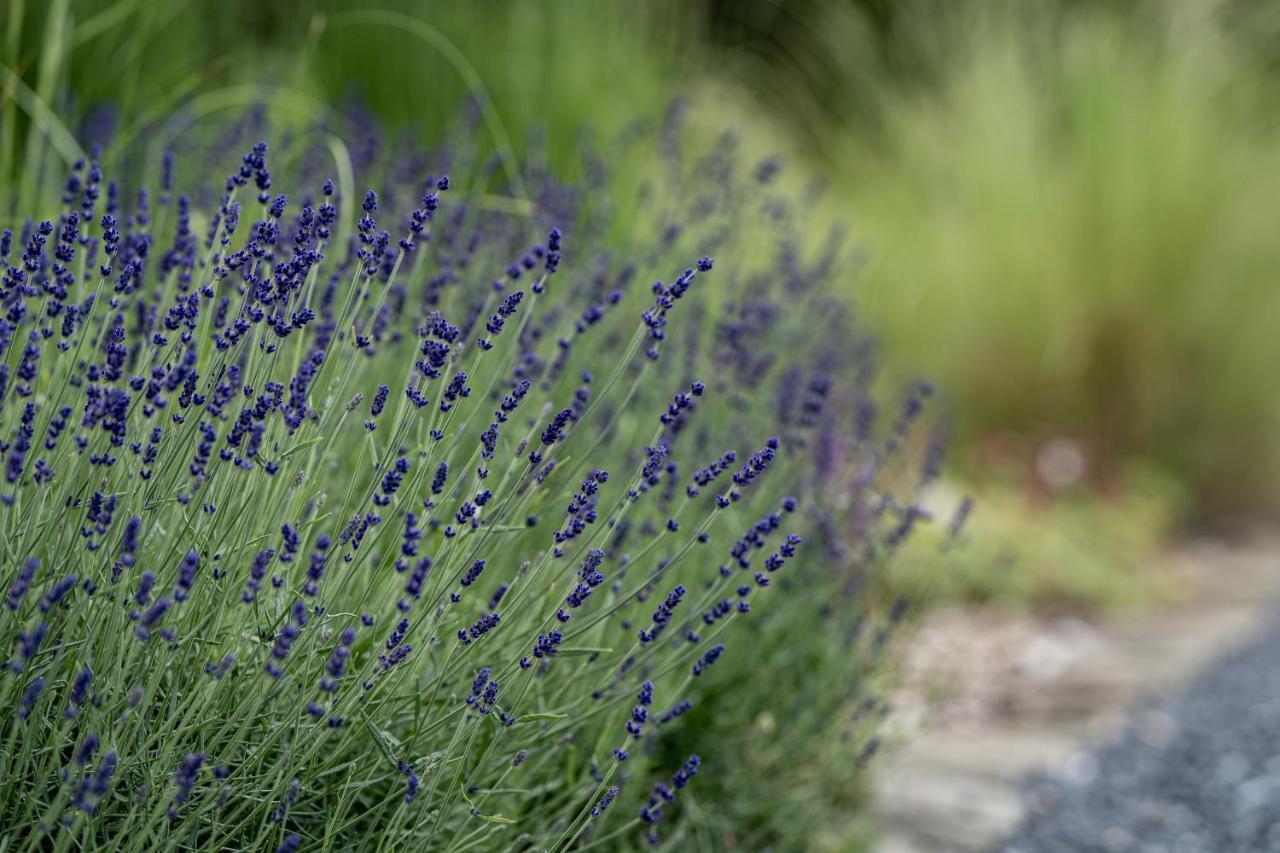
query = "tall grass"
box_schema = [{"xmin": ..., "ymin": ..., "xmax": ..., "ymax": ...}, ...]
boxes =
[
  {"xmin": 804, "ymin": 1, "xmax": 1280, "ymax": 519},
  {"xmin": 1, "ymin": 0, "xmax": 697, "ymax": 183}
]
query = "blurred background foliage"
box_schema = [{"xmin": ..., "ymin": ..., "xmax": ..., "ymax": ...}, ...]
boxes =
[{"xmin": 4, "ymin": 0, "xmax": 1278, "ymax": 610}]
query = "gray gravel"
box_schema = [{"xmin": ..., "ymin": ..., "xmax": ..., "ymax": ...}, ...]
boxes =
[{"xmin": 999, "ymin": 616, "xmax": 1280, "ymax": 853}]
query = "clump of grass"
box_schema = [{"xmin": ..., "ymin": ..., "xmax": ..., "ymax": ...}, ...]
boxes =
[
  {"xmin": 830, "ymin": 1, "xmax": 1280, "ymax": 519},
  {"xmin": 886, "ymin": 467, "xmax": 1185, "ymax": 612},
  {"xmin": 0, "ymin": 89, "xmax": 952, "ymax": 850},
  {"xmin": 2, "ymin": 0, "xmax": 698, "ymax": 182}
]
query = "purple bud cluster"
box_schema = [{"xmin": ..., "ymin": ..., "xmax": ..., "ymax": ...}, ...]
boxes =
[
  {"xmin": 691, "ymin": 644, "xmax": 725, "ymax": 677},
  {"xmin": 658, "ymin": 699, "xmax": 693, "ymax": 724},
  {"xmin": 380, "ymin": 618, "xmax": 411, "ymax": 671},
  {"xmin": 265, "ymin": 602, "xmax": 308, "ymax": 678},
  {"xmin": 641, "ymin": 259, "xmax": 713, "ymax": 360},
  {"xmin": 458, "ymin": 611, "xmax": 500, "ymax": 645},
  {"xmin": 659, "ymin": 380, "xmax": 704, "ymax": 427},
  {"xmin": 639, "ymin": 584, "xmax": 686, "ymax": 644},
  {"xmin": 5, "ymin": 557, "xmax": 37, "ymax": 611},
  {"xmin": 553, "ymin": 469, "xmax": 607, "ymax": 550},
  {"xmin": 626, "ymin": 680, "xmax": 655, "ymax": 738},
  {"xmin": 466, "ymin": 666, "xmax": 501, "ymax": 714},
  {"xmin": 168, "ymin": 752, "xmax": 206, "ymax": 818},
  {"xmin": 640, "ymin": 754, "xmax": 702, "ymax": 839},
  {"xmin": 591, "ymin": 785, "xmax": 620, "ymax": 817},
  {"xmin": 522, "ymin": 630, "xmax": 564, "ymax": 669}
]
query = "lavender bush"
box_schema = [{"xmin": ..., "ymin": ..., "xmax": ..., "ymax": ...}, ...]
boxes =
[{"xmin": 0, "ymin": 102, "xmax": 951, "ymax": 850}]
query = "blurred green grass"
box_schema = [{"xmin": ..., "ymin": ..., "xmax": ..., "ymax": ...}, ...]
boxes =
[
  {"xmin": 698, "ymin": 0, "xmax": 1280, "ymax": 521},
  {"xmin": 827, "ymin": 1, "xmax": 1280, "ymax": 522},
  {"xmin": 2, "ymin": 0, "xmax": 696, "ymax": 175},
  {"xmin": 6, "ymin": 0, "xmax": 1279, "ymax": 610},
  {"xmin": 890, "ymin": 467, "xmax": 1186, "ymax": 611}
]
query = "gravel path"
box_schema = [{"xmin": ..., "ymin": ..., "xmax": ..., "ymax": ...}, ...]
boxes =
[{"xmin": 1000, "ymin": 613, "xmax": 1280, "ymax": 853}]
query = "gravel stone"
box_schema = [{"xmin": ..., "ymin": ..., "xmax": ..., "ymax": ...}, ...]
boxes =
[{"xmin": 1000, "ymin": 616, "xmax": 1280, "ymax": 852}]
